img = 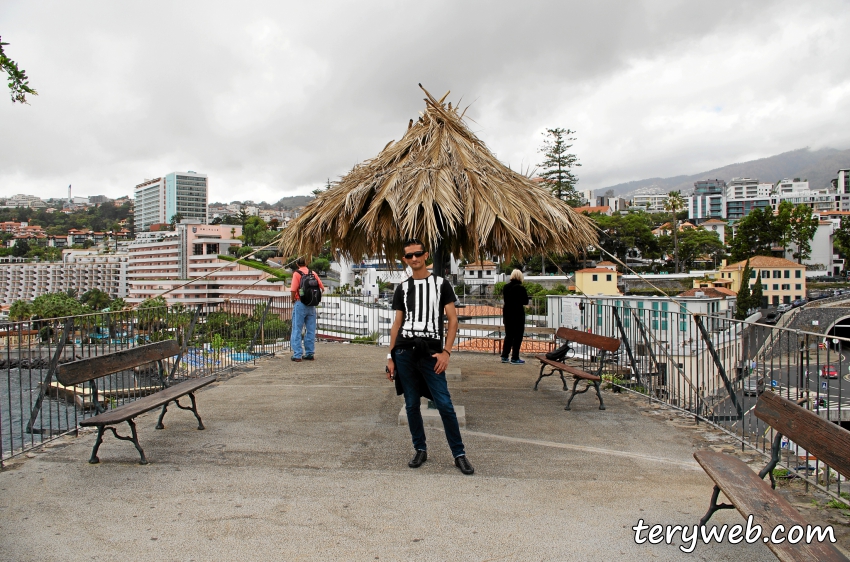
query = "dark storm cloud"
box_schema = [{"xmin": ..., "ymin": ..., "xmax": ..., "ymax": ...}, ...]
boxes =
[{"xmin": 1, "ymin": 0, "xmax": 848, "ymax": 203}]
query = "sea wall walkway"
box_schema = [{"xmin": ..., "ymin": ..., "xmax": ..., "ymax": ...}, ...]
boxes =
[{"xmin": 0, "ymin": 343, "xmax": 842, "ymax": 560}]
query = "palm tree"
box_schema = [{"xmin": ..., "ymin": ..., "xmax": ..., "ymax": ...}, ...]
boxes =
[
  {"xmin": 279, "ymin": 85, "xmax": 597, "ymax": 267},
  {"xmin": 664, "ymin": 191, "xmax": 686, "ymax": 273}
]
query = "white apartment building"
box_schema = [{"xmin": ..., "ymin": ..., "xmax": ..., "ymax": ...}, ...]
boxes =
[
  {"xmin": 134, "ymin": 171, "xmax": 209, "ymax": 233},
  {"xmin": 726, "ymin": 178, "xmax": 773, "ymax": 199},
  {"xmin": 0, "ymin": 252, "xmax": 129, "ymax": 306},
  {"xmin": 632, "ymin": 192, "xmax": 668, "ymax": 212},
  {"xmin": 134, "ymin": 178, "xmax": 166, "ymax": 232},
  {"xmin": 125, "ymin": 221, "xmax": 289, "ymax": 304}
]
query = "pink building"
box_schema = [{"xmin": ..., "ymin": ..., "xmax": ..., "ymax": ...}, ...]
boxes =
[{"xmin": 126, "ymin": 221, "xmax": 289, "ymax": 304}]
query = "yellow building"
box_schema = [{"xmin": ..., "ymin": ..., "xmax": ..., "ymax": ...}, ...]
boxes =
[
  {"xmin": 573, "ymin": 268, "xmax": 620, "ymax": 296},
  {"xmin": 719, "ymin": 256, "xmax": 806, "ymax": 306}
]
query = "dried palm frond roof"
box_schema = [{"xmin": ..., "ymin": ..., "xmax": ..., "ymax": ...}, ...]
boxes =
[{"xmin": 279, "ymin": 84, "xmax": 597, "ymax": 262}]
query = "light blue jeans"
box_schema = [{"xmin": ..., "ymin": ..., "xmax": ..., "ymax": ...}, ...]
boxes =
[{"xmin": 290, "ymin": 300, "xmax": 317, "ymax": 359}]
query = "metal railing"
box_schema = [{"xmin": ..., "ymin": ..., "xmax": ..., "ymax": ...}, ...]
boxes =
[
  {"xmin": 566, "ymin": 300, "xmax": 848, "ymax": 502},
  {"xmin": 0, "ymin": 296, "xmax": 292, "ymax": 464}
]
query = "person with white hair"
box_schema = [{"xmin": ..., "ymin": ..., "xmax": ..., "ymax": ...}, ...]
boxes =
[{"xmin": 501, "ymin": 269, "xmax": 529, "ymax": 364}]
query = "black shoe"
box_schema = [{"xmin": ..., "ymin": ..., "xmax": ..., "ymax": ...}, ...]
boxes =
[
  {"xmin": 291, "ymin": 356, "xmax": 302, "ymax": 362},
  {"xmin": 304, "ymin": 355, "xmax": 314, "ymax": 361},
  {"xmin": 454, "ymin": 455, "xmax": 474, "ymax": 475},
  {"xmin": 408, "ymin": 450, "xmax": 427, "ymax": 468}
]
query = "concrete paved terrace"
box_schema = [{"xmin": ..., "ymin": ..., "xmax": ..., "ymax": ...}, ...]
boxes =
[{"xmin": 1, "ymin": 343, "xmax": 847, "ymax": 561}]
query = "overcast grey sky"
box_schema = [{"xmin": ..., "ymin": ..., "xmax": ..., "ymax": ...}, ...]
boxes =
[{"xmin": 2, "ymin": 0, "xmax": 849, "ymax": 204}]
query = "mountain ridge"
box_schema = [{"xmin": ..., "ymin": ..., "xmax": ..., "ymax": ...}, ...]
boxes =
[{"xmin": 599, "ymin": 147, "xmax": 850, "ymax": 197}]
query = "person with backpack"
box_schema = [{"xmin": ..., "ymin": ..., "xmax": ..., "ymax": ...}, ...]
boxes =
[
  {"xmin": 290, "ymin": 256, "xmax": 325, "ymax": 362},
  {"xmin": 385, "ymin": 238, "xmax": 474, "ymax": 475},
  {"xmin": 500, "ymin": 269, "xmax": 529, "ymax": 364}
]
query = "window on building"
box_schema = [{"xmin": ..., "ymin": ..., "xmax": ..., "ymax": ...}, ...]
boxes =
[
  {"xmin": 485, "ymin": 270, "xmax": 491, "ymax": 276},
  {"xmin": 207, "ymin": 243, "xmax": 219, "ymax": 255},
  {"xmin": 751, "ymin": 270, "xmax": 757, "ymax": 278},
  {"xmin": 592, "ymin": 274, "xmax": 598, "ymax": 281},
  {"xmin": 193, "ymin": 244, "xmax": 203, "ymax": 255},
  {"xmin": 772, "ymin": 284, "xmax": 779, "ymax": 291},
  {"xmin": 606, "ymin": 274, "xmax": 612, "ymax": 281},
  {"xmin": 781, "ymin": 284, "xmax": 790, "ymax": 290},
  {"xmin": 772, "ymin": 296, "xmax": 779, "ymax": 305},
  {"xmin": 795, "ymin": 270, "xmax": 801, "ymax": 278},
  {"xmin": 795, "ymin": 284, "xmax": 801, "ymax": 290},
  {"xmin": 773, "ymin": 270, "xmax": 781, "ymax": 278},
  {"xmin": 478, "ymin": 271, "xmax": 482, "ymax": 278},
  {"xmin": 784, "ymin": 296, "xmax": 791, "ymax": 304},
  {"xmin": 784, "ymin": 270, "xmax": 790, "ymax": 278}
]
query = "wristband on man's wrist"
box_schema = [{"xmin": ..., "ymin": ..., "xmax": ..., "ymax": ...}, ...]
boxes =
[
  {"xmin": 443, "ymin": 349, "xmax": 451, "ymax": 356},
  {"xmin": 387, "ymin": 353, "xmax": 392, "ymax": 360}
]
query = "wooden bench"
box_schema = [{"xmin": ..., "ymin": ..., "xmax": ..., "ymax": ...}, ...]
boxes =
[
  {"xmin": 694, "ymin": 391, "xmax": 850, "ymax": 560},
  {"xmin": 56, "ymin": 340, "xmax": 216, "ymax": 465},
  {"xmin": 534, "ymin": 327, "xmax": 621, "ymax": 411}
]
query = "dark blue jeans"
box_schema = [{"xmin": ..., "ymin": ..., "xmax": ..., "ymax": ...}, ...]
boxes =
[{"xmin": 393, "ymin": 347, "xmax": 466, "ymax": 457}]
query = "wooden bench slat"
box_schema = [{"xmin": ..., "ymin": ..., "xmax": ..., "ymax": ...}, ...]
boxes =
[
  {"xmin": 534, "ymin": 356, "xmax": 600, "ymax": 381},
  {"xmin": 79, "ymin": 377, "xmax": 216, "ymax": 427},
  {"xmin": 755, "ymin": 392, "xmax": 850, "ymax": 480},
  {"xmin": 694, "ymin": 451, "xmax": 847, "ymax": 562},
  {"xmin": 555, "ymin": 327, "xmax": 620, "ymax": 353},
  {"xmin": 57, "ymin": 340, "xmax": 182, "ymax": 386}
]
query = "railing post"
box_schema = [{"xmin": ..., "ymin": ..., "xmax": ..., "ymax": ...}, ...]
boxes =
[
  {"xmin": 168, "ymin": 304, "xmax": 202, "ymax": 381},
  {"xmin": 632, "ymin": 312, "xmax": 662, "ymax": 403},
  {"xmin": 693, "ymin": 314, "xmax": 743, "ymax": 421},
  {"xmin": 612, "ymin": 307, "xmax": 642, "ymax": 388},
  {"xmin": 26, "ymin": 319, "xmax": 73, "ymax": 434},
  {"xmin": 248, "ymin": 297, "xmax": 273, "ymax": 354}
]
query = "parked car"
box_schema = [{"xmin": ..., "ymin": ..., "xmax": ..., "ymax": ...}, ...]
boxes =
[
  {"xmin": 821, "ymin": 365, "xmax": 839, "ymax": 379},
  {"xmin": 762, "ymin": 312, "xmax": 778, "ymax": 325},
  {"xmin": 743, "ymin": 376, "xmax": 765, "ymax": 396},
  {"xmin": 791, "ymin": 298, "xmax": 807, "ymax": 308},
  {"xmin": 776, "ymin": 304, "xmax": 792, "ymax": 313}
]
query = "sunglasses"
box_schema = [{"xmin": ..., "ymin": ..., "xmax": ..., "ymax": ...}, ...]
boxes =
[{"xmin": 404, "ymin": 250, "xmax": 426, "ymax": 259}]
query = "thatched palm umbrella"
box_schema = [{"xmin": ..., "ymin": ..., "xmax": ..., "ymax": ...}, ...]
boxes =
[{"xmin": 279, "ymin": 85, "xmax": 597, "ymax": 268}]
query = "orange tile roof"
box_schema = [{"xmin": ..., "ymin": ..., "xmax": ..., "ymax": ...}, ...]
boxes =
[
  {"xmin": 463, "ymin": 260, "xmax": 498, "ymax": 270},
  {"xmin": 720, "ymin": 256, "xmax": 804, "ymax": 270},
  {"xmin": 701, "ymin": 218, "xmax": 727, "ymax": 224},
  {"xmin": 678, "ymin": 287, "xmax": 736, "ymax": 298},
  {"xmin": 576, "ymin": 268, "xmax": 619, "ymax": 274}
]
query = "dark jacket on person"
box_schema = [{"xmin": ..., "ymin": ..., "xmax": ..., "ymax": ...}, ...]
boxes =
[{"xmin": 502, "ymin": 279, "xmax": 529, "ymax": 321}]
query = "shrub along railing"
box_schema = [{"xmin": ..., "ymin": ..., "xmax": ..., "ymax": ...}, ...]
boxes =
[{"xmin": 0, "ymin": 296, "xmax": 292, "ymax": 464}]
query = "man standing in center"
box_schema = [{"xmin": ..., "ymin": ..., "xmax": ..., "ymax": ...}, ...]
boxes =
[
  {"xmin": 386, "ymin": 239, "xmax": 474, "ymax": 475},
  {"xmin": 290, "ymin": 256, "xmax": 325, "ymax": 362}
]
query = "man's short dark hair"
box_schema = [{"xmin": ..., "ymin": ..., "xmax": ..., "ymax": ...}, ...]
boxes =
[
  {"xmin": 296, "ymin": 256, "xmax": 306, "ymax": 266},
  {"xmin": 403, "ymin": 238, "xmax": 427, "ymax": 252}
]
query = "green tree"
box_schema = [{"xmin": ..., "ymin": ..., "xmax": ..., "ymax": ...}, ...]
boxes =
[
  {"xmin": 735, "ymin": 260, "xmax": 753, "ymax": 320},
  {"xmin": 9, "ymin": 299, "xmax": 32, "ymax": 321},
  {"xmin": 729, "ymin": 208, "xmax": 774, "ymax": 262},
  {"xmin": 242, "ymin": 216, "xmax": 268, "ymax": 246},
  {"xmin": 787, "ymin": 204, "xmax": 819, "ymax": 263},
  {"xmin": 751, "ymin": 273, "xmax": 764, "ymax": 310},
  {"xmin": 537, "ymin": 127, "xmax": 581, "ymax": 205},
  {"xmin": 0, "ymin": 36, "xmax": 37, "ymax": 103},
  {"xmin": 32, "ymin": 292, "xmax": 86, "ymax": 319},
  {"xmin": 237, "ymin": 208, "xmax": 251, "ymax": 226},
  {"xmin": 309, "ymin": 257, "xmax": 330, "ymax": 274},
  {"xmin": 677, "ymin": 228, "xmax": 725, "ymax": 270},
  {"xmin": 108, "ymin": 298, "xmax": 127, "ymax": 312},
  {"xmin": 169, "ymin": 213, "xmax": 184, "ymax": 231},
  {"xmin": 773, "ymin": 200, "xmax": 794, "ymax": 252},
  {"xmin": 12, "ymin": 239, "xmax": 29, "ymax": 257},
  {"xmin": 80, "ymin": 289, "xmax": 111, "ymax": 311},
  {"xmin": 664, "ymin": 191, "xmax": 686, "ymax": 273}
]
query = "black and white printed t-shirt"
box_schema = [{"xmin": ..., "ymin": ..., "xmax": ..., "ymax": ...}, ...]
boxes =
[{"xmin": 392, "ymin": 275, "xmax": 456, "ymax": 352}]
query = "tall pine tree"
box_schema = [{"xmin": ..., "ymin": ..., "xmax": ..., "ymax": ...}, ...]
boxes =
[
  {"xmin": 750, "ymin": 273, "xmax": 764, "ymax": 311},
  {"xmin": 537, "ymin": 128, "xmax": 581, "ymax": 206},
  {"xmin": 735, "ymin": 260, "xmax": 753, "ymax": 320}
]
